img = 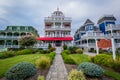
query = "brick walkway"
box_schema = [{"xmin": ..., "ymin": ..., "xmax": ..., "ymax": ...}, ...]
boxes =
[{"xmin": 46, "ymin": 47, "xmax": 68, "ymax": 80}]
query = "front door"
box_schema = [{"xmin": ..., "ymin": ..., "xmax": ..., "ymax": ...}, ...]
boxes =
[{"xmin": 56, "ymin": 41, "xmax": 61, "ymax": 46}]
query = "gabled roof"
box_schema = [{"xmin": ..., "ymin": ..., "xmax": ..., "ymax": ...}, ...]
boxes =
[
  {"xmin": 97, "ymin": 15, "xmax": 116, "ymax": 24},
  {"xmin": 84, "ymin": 19, "xmax": 94, "ymax": 25}
]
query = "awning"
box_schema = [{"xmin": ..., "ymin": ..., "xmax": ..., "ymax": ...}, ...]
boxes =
[{"xmin": 37, "ymin": 37, "xmax": 73, "ymax": 41}]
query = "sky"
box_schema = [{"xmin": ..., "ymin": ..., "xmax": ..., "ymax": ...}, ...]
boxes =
[{"xmin": 0, "ymin": 0, "xmax": 120, "ymax": 36}]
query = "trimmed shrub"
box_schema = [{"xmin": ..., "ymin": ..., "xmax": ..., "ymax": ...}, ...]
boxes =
[
  {"xmin": 63, "ymin": 50, "xmax": 71, "ymax": 54},
  {"xmin": 37, "ymin": 75, "xmax": 44, "ymax": 80},
  {"xmin": 28, "ymin": 48, "xmax": 37, "ymax": 53},
  {"xmin": 62, "ymin": 52, "xmax": 76, "ymax": 64},
  {"xmin": 90, "ymin": 56, "xmax": 95, "ymax": 63},
  {"xmin": 93, "ymin": 54, "xmax": 120, "ymax": 72},
  {"xmin": 76, "ymin": 49, "xmax": 83, "ymax": 54},
  {"xmin": 77, "ymin": 62, "xmax": 104, "ymax": 77},
  {"xmin": 49, "ymin": 52, "xmax": 56, "ymax": 61},
  {"xmin": 68, "ymin": 69, "xmax": 86, "ymax": 80},
  {"xmin": 42, "ymin": 50, "xmax": 49, "ymax": 54},
  {"xmin": 0, "ymin": 51, "xmax": 16, "ymax": 59},
  {"xmin": 68, "ymin": 46, "xmax": 79, "ymax": 54},
  {"xmin": 111, "ymin": 60, "xmax": 120, "ymax": 72},
  {"xmin": 48, "ymin": 43, "xmax": 52, "ymax": 49},
  {"xmin": 93, "ymin": 54, "xmax": 112, "ymax": 67},
  {"xmin": 16, "ymin": 49, "xmax": 32, "ymax": 55},
  {"xmin": 5, "ymin": 62, "xmax": 37, "ymax": 80},
  {"xmin": 35, "ymin": 56, "xmax": 50, "ymax": 69},
  {"xmin": 116, "ymin": 48, "xmax": 120, "ymax": 54},
  {"xmin": 36, "ymin": 48, "xmax": 43, "ymax": 53},
  {"xmin": 49, "ymin": 47, "xmax": 56, "ymax": 52},
  {"xmin": 63, "ymin": 44, "xmax": 67, "ymax": 50}
]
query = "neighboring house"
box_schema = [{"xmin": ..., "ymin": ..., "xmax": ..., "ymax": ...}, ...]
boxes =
[
  {"xmin": 37, "ymin": 8, "xmax": 73, "ymax": 47},
  {"xmin": 74, "ymin": 15, "xmax": 120, "ymax": 51},
  {"xmin": 0, "ymin": 26, "xmax": 39, "ymax": 48}
]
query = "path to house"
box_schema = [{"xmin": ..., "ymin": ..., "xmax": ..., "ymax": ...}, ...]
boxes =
[{"xmin": 46, "ymin": 47, "xmax": 68, "ymax": 80}]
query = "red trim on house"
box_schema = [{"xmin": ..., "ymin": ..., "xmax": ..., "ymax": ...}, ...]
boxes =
[{"xmin": 37, "ymin": 37, "xmax": 73, "ymax": 41}]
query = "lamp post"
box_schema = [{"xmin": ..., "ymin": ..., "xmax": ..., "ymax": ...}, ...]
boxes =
[
  {"xmin": 111, "ymin": 36, "xmax": 116, "ymax": 60},
  {"xmin": 95, "ymin": 39, "xmax": 99, "ymax": 55},
  {"xmin": 110, "ymin": 24, "xmax": 116, "ymax": 60}
]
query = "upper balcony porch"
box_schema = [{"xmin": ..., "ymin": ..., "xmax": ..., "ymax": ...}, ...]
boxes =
[
  {"xmin": 44, "ymin": 17, "xmax": 71, "ymax": 22},
  {"xmin": 106, "ymin": 24, "xmax": 120, "ymax": 31},
  {"xmin": 0, "ymin": 36, "xmax": 21, "ymax": 39},
  {"xmin": 105, "ymin": 33, "xmax": 120, "ymax": 39},
  {"xmin": 81, "ymin": 32, "xmax": 105, "ymax": 39},
  {"xmin": 45, "ymin": 27, "xmax": 71, "ymax": 31}
]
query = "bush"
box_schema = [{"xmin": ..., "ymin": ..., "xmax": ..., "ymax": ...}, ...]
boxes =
[
  {"xmin": 0, "ymin": 51, "xmax": 16, "ymax": 59},
  {"xmin": 112, "ymin": 60, "xmax": 120, "ymax": 72},
  {"xmin": 16, "ymin": 49, "xmax": 32, "ymax": 55},
  {"xmin": 88, "ymin": 49, "xmax": 96, "ymax": 53},
  {"xmin": 76, "ymin": 49, "xmax": 83, "ymax": 54},
  {"xmin": 116, "ymin": 48, "xmax": 120, "ymax": 54},
  {"xmin": 68, "ymin": 46, "xmax": 78, "ymax": 54},
  {"xmin": 93, "ymin": 54, "xmax": 120, "ymax": 72},
  {"xmin": 5, "ymin": 62, "xmax": 37, "ymax": 80},
  {"xmin": 37, "ymin": 49, "xmax": 44, "ymax": 54},
  {"xmin": 93, "ymin": 54, "xmax": 112, "ymax": 67},
  {"xmin": 37, "ymin": 75, "xmax": 44, "ymax": 80},
  {"xmin": 35, "ymin": 56, "xmax": 50, "ymax": 69},
  {"xmin": 42, "ymin": 50, "xmax": 49, "ymax": 54},
  {"xmin": 99, "ymin": 49, "xmax": 108, "ymax": 54},
  {"xmin": 90, "ymin": 56, "xmax": 95, "ymax": 63},
  {"xmin": 49, "ymin": 47, "xmax": 56, "ymax": 52},
  {"xmin": 68, "ymin": 69, "xmax": 86, "ymax": 80},
  {"xmin": 77, "ymin": 62, "xmax": 104, "ymax": 77},
  {"xmin": 49, "ymin": 52, "xmax": 56, "ymax": 62},
  {"xmin": 63, "ymin": 50, "xmax": 71, "ymax": 54},
  {"xmin": 28, "ymin": 48, "xmax": 37, "ymax": 53},
  {"xmin": 62, "ymin": 52, "xmax": 76, "ymax": 64},
  {"xmin": 63, "ymin": 44, "xmax": 67, "ymax": 50},
  {"xmin": 48, "ymin": 43, "xmax": 52, "ymax": 49}
]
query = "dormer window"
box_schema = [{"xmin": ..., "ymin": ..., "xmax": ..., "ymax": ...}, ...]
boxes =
[{"xmin": 85, "ymin": 25, "xmax": 94, "ymax": 31}]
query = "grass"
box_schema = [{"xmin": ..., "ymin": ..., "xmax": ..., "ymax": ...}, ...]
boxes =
[
  {"xmin": 104, "ymin": 70, "xmax": 120, "ymax": 80},
  {"xmin": 0, "ymin": 54, "xmax": 48, "ymax": 78},
  {"xmin": 69, "ymin": 54, "xmax": 91, "ymax": 65}
]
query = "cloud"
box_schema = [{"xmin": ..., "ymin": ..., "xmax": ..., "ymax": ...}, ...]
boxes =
[{"xmin": 0, "ymin": 0, "xmax": 120, "ymax": 36}]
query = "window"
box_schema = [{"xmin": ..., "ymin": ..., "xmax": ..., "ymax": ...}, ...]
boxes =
[
  {"xmin": 12, "ymin": 27, "xmax": 17, "ymax": 31},
  {"xmin": 90, "ymin": 25, "xmax": 93, "ymax": 29}
]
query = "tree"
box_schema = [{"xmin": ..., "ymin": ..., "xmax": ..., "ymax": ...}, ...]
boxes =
[
  {"xmin": 19, "ymin": 35, "xmax": 37, "ymax": 48},
  {"xmin": 63, "ymin": 44, "xmax": 67, "ymax": 50},
  {"xmin": 48, "ymin": 43, "xmax": 52, "ymax": 49}
]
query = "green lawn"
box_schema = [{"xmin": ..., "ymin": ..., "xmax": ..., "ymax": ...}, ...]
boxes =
[
  {"xmin": 104, "ymin": 70, "xmax": 120, "ymax": 80},
  {"xmin": 0, "ymin": 54, "xmax": 47, "ymax": 78},
  {"xmin": 69, "ymin": 54, "xmax": 91, "ymax": 65}
]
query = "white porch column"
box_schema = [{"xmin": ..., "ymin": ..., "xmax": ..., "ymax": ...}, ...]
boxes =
[
  {"xmin": 11, "ymin": 40, "xmax": 13, "ymax": 48},
  {"xmin": 87, "ymin": 39, "xmax": 89, "ymax": 47},
  {"xmin": 53, "ymin": 22, "xmax": 55, "ymax": 28},
  {"xmin": 4, "ymin": 40, "xmax": 6, "ymax": 48},
  {"xmin": 95, "ymin": 39, "xmax": 99, "ymax": 55},
  {"xmin": 111, "ymin": 27, "xmax": 116, "ymax": 60},
  {"xmin": 55, "ymin": 31, "xmax": 56, "ymax": 37},
  {"xmin": 111, "ymin": 37, "xmax": 116, "ymax": 60},
  {"xmin": 61, "ymin": 22, "xmax": 63, "ymax": 28}
]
